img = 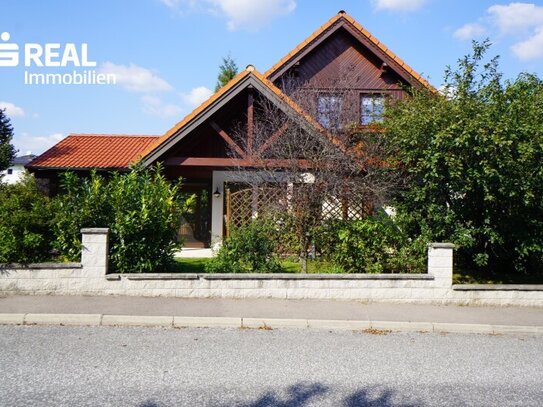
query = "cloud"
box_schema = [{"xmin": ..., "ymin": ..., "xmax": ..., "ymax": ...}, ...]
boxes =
[
  {"xmin": 487, "ymin": 2, "xmax": 543, "ymax": 33},
  {"xmin": 14, "ymin": 132, "xmax": 64, "ymax": 155},
  {"xmin": 0, "ymin": 101, "xmax": 25, "ymax": 117},
  {"xmin": 160, "ymin": 0, "xmax": 180, "ymax": 8},
  {"xmin": 453, "ymin": 23, "xmax": 486, "ymax": 41},
  {"xmin": 161, "ymin": 0, "xmax": 296, "ymax": 31},
  {"xmin": 99, "ymin": 62, "xmax": 173, "ymax": 93},
  {"xmin": 210, "ymin": 0, "xmax": 296, "ymax": 31},
  {"xmin": 512, "ymin": 26, "xmax": 543, "ymax": 60},
  {"xmin": 372, "ymin": 0, "xmax": 427, "ymax": 12},
  {"xmin": 181, "ymin": 86, "xmax": 213, "ymax": 107},
  {"xmin": 141, "ymin": 95, "xmax": 184, "ymax": 118},
  {"xmin": 454, "ymin": 3, "xmax": 543, "ymax": 60},
  {"xmin": 141, "ymin": 85, "xmax": 213, "ymax": 117}
]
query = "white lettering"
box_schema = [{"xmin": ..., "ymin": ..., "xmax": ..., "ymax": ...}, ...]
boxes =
[
  {"xmin": 44, "ymin": 43, "xmax": 61, "ymax": 67},
  {"xmin": 24, "ymin": 44, "xmax": 43, "ymax": 67},
  {"xmin": 60, "ymin": 44, "xmax": 80, "ymax": 66},
  {"xmin": 81, "ymin": 44, "xmax": 96, "ymax": 67}
]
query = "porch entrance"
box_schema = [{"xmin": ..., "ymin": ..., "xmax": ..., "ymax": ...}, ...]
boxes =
[{"xmin": 179, "ymin": 182, "xmax": 212, "ymax": 248}]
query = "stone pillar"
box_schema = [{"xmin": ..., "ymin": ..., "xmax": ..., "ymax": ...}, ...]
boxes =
[
  {"xmin": 428, "ymin": 243, "xmax": 454, "ymax": 288},
  {"xmin": 81, "ymin": 228, "xmax": 109, "ymax": 277}
]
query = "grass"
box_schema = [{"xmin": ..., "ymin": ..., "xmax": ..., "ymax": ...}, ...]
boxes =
[
  {"xmin": 170, "ymin": 257, "xmax": 211, "ymax": 273},
  {"xmin": 171, "ymin": 257, "xmax": 341, "ymax": 274},
  {"xmin": 171, "ymin": 258, "xmax": 543, "ymax": 284}
]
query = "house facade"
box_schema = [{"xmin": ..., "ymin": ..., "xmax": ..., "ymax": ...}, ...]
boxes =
[
  {"xmin": 1, "ymin": 154, "xmax": 36, "ymax": 184},
  {"xmin": 27, "ymin": 11, "xmax": 432, "ymax": 248}
]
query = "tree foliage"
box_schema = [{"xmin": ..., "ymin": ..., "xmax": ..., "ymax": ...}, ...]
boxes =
[
  {"xmin": 386, "ymin": 41, "xmax": 543, "ymax": 275},
  {"xmin": 215, "ymin": 54, "xmax": 238, "ymax": 91},
  {"xmin": 53, "ymin": 165, "xmax": 194, "ymax": 273},
  {"xmin": 228, "ymin": 67, "xmax": 404, "ymax": 271},
  {"xmin": 0, "ymin": 175, "xmax": 54, "ymax": 263},
  {"xmin": 206, "ymin": 219, "xmax": 283, "ymax": 273},
  {"xmin": 0, "ymin": 108, "xmax": 17, "ymax": 173}
]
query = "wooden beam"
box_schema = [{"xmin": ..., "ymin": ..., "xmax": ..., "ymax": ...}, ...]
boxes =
[
  {"xmin": 209, "ymin": 121, "xmax": 247, "ymax": 159},
  {"xmin": 256, "ymin": 122, "xmax": 289, "ymax": 155},
  {"xmin": 247, "ymin": 88, "xmax": 254, "ymax": 155},
  {"xmin": 164, "ymin": 156, "xmax": 312, "ymax": 168}
]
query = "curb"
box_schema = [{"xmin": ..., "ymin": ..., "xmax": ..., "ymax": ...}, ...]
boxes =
[{"xmin": 0, "ymin": 313, "xmax": 541, "ymax": 335}]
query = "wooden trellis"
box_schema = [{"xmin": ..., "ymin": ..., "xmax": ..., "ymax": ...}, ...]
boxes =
[
  {"xmin": 225, "ymin": 185, "xmax": 288, "ymax": 236},
  {"xmin": 225, "ymin": 184, "xmax": 370, "ymax": 237}
]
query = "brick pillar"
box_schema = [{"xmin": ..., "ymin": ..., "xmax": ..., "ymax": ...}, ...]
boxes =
[
  {"xmin": 81, "ymin": 228, "xmax": 109, "ymax": 277},
  {"xmin": 428, "ymin": 243, "xmax": 454, "ymax": 288}
]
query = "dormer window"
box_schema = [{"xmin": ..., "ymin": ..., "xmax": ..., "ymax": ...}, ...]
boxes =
[
  {"xmin": 361, "ymin": 94, "xmax": 385, "ymax": 125},
  {"xmin": 317, "ymin": 95, "xmax": 342, "ymax": 129}
]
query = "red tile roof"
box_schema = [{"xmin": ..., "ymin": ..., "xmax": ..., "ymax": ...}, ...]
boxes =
[{"xmin": 27, "ymin": 134, "xmax": 160, "ymax": 170}]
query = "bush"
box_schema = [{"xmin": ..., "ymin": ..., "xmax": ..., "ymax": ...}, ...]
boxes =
[
  {"xmin": 315, "ymin": 212, "xmax": 426, "ymax": 273},
  {"xmin": 53, "ymin": 165, "xmax": 193, "ymax": 273},
  {"xmin": 0, "ymin": 175, "xmax": 54, "ymax": 263},
  {"xmin": 385, "ymin": 42, "xmax": 543, "ymax": 276},
  {"xmin": 206, "ymin": 219, "xmax": 283, "ymax": 273}
]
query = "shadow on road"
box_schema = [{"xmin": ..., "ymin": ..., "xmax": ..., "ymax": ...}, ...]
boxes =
[{"xmin": 137, "ymin": 382, "xmax": 418, "ymax": 407}]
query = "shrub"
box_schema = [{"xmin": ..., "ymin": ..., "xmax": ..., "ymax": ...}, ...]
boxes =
[
  {"xmin": 206, "ymin": 219, "xmax": 283, "ymax": 273},
  {"xmin": 53, "ymin": 165, "xmax": 193, "ymax": 273},
  {"xmin": 315, "ymin": 212, "xmax": 426, "ymax": 273},
  {"xmin": 385, "ymin": 42, "xmax": 543, "ymax": 275},
  {"xmin": 0, "ymin": 175, "xmax": 54, "ymax": 263}
]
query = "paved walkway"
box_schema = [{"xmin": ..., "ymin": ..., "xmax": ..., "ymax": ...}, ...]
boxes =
[
  {"xmin": 1, "ymin": 295, "xmax": 542, "ymax": 327},
  {"xmin": 174, "ymin": 248, "xmax": 213, "ymax": 258}
]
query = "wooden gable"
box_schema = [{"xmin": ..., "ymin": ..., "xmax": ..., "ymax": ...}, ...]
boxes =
[
  {"xmin": 139, "ymin": 68, "xmax": 326, "ymax": 169},
  {"xmin": 267, "ymin": 11, "xmax": 433, "ymax": 94}
]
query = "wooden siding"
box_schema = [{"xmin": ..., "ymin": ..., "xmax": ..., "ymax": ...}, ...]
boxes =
[{"xmin": 275, "ymin": 27, "xmax": 408, "ymax": 96}]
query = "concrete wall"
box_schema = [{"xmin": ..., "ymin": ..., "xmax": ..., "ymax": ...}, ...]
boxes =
[{"xmin": 1, "ymin": 230, "xmax": 542, "ymax": 306}]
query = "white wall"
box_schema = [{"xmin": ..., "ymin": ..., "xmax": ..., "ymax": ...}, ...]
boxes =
[
  {"xmin": 1, "ymin": 235, "xmax": 542, "ymax": 306},
  {"xmin": 0, "ymin": 164, "xmax": 26, "ymax": 184}
]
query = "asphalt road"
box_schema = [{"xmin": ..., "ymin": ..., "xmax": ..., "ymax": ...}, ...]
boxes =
[{"xmin": 0, "ymin": 326, "xmax": 542, "ymax": 406}]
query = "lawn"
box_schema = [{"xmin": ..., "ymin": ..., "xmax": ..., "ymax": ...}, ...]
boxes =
[
  {"xmin": 172, "ymin": 257, "xmax": 543, "ymax": 283},
  {"xmin": 171, "ymin": 257, "xmax": 340, "ymax": 274}
]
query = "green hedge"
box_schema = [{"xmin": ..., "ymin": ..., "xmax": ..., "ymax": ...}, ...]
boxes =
[
  {"xmin": 52, "ymin": 165, "xmax": 194, "ymax": 273},
  {"xmin": 0, "ymin": 175, "xmax": 54, "ymax": 263}
]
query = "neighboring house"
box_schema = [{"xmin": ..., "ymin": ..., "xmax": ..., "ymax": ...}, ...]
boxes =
[
  {"xmin": 1, "ymin": 155, "xmax": 36, "ymax": 184},
  {"xmin": 26, "ymin": 11, "xmax": 433, "ymax": 248}
]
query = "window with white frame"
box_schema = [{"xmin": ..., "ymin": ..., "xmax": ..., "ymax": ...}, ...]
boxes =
[
  {"xmin": 360, "ymin": 94, "xmax": 385, "ymax": 125},
  {"xmin": 317, "ymin": 95, "xmax": 342, "ymax": 129}
]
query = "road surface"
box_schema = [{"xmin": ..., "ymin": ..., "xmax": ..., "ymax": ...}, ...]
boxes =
[{"xmin": 0, "ymin": 325, "xmax": 541, "ymax": 406}]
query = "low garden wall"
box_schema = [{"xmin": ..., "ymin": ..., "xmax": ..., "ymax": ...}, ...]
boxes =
[{"xmin": 1, "ymin": 228, "xmax": 542, "ymax": 307}]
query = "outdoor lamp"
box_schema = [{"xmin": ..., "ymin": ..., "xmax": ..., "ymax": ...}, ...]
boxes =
[{"xmin": 213, "ymin": 187, "xmax": 221, "ymax": 198}]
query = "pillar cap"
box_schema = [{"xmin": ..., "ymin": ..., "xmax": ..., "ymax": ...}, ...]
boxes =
[
  {"xmin": 81, "ymin": 228, "xmax": 109, "ymax": 234},
  {"xmin": 428, "ymin": 242, "xmax": 455, "ymax": 249}
]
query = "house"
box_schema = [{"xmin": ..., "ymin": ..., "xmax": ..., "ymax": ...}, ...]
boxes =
[
  {"xmin": 1, "ymin": 154, "xmax": 36, "ymax": 184},
  {"xmin": 26, "ymin": 11, "xmax": 433, "ymax": 248}
]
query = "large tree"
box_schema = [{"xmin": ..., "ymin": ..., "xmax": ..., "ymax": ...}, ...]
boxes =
[
  {"xmin": 215, "ymin": 55, "xmax": 238, "ymax": 91},
  {"xmin": 385, "ymin": 41, "xmax": 543, "ymax": 276},
  {"xmin": 0, "ymin": 108, "xmax": 16, "ymax": 172},
  {"xmin": 227, "ymin": 69, "xmax": 402, "ymax": 271}
]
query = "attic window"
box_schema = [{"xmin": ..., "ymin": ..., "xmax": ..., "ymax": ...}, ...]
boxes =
[
  {"xmin": 360, "ymin": 94, "xmax": 384, "ymax": 125},
  {"xmin": 317, "ymin": 95, "xmax": 342, "ymax": 129}
]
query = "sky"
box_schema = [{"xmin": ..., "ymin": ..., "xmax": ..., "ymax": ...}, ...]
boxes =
[{"xmin": 1, "ymin": 0, "xmax": 542, "ymax": 155}]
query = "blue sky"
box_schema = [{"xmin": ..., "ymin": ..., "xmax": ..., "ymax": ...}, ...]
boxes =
[{"xmin": 1, "ymin": 0, "xmax": 542, "ymax": 154}]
